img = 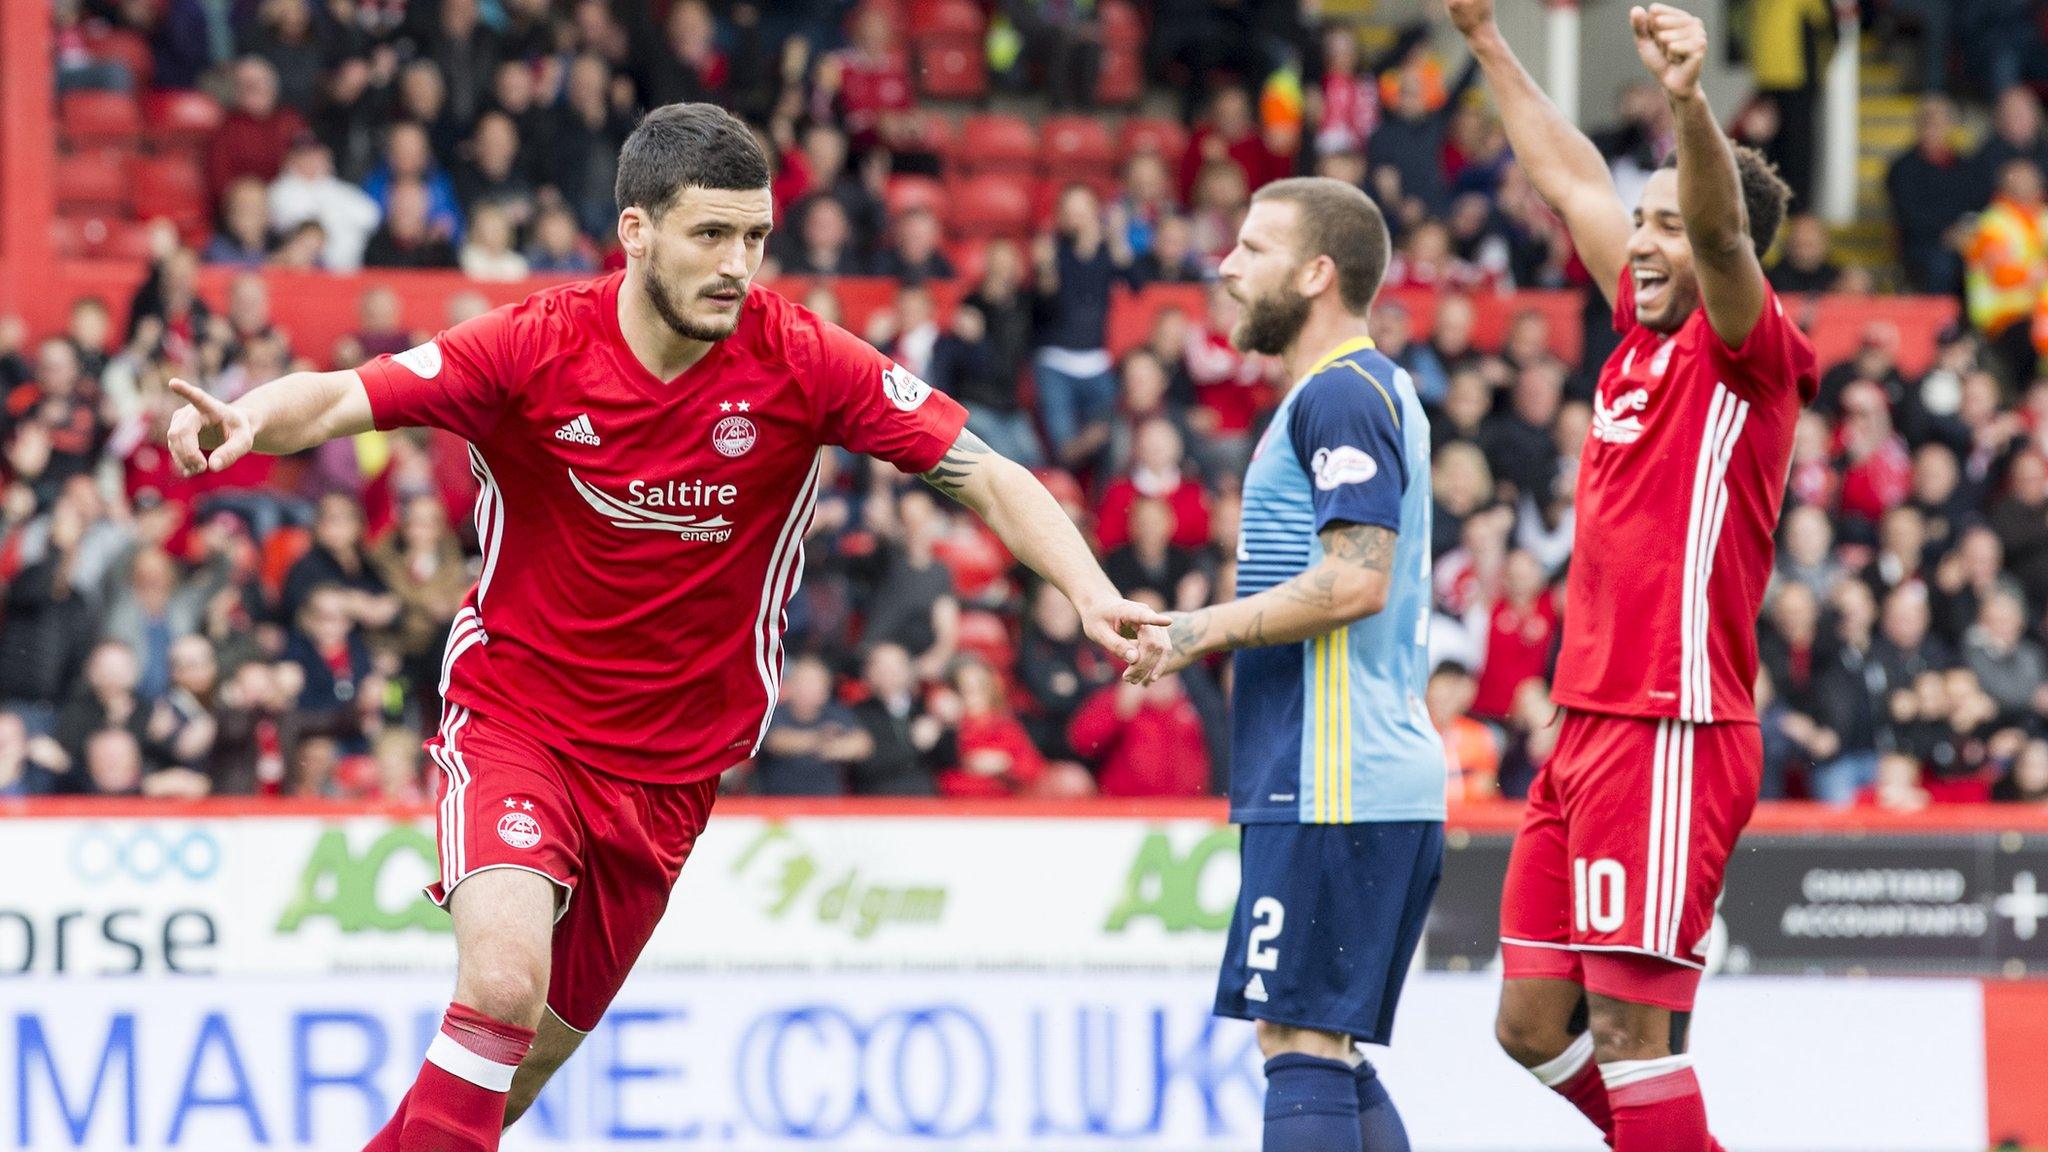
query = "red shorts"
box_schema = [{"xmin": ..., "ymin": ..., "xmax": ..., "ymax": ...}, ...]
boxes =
[
  {"xmin": 1499, "ymin": 710, "xmax": 1759, "ymax": 1011},
  {"xmin": 423, "ymin": 703, "xmax": 718, "ymax": 1033}
]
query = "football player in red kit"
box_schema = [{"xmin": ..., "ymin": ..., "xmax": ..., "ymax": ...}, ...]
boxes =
[
  {"xmin": 1448, "ymin": 4, "xmax": 1814, "ymax": 1150},
  {"xmin": 165, "ymin": 104, "xmax": 1170, "ymax": 1152}
]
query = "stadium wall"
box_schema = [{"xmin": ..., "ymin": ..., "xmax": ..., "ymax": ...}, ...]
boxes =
[{"xmin": 0, "ymin": 799, "xmax": 2038, "ymax": 1151}]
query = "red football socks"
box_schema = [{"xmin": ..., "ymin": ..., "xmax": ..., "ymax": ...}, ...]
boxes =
[
  {"xmin": 1528, "ymin": 1033, "xmax": 1615, "ymax": 1144},
  {"xmin": 384, "ymin": 1003, "xmax": 535, "ymax": 1152},
  {"xmin": 1602, "ymin": 1056, "xmax": 1711, "ymax": 1152}
]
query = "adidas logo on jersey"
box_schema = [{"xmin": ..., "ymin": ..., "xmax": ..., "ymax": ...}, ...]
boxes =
[{"xmin": 555, "ymin": 414, "xmax": 601, "ymax": 446}]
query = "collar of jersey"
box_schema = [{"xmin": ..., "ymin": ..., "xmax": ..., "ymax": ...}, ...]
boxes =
[{"xmin": 1307, "ymin": 335, "xmax": 1377, "ymax": 377}]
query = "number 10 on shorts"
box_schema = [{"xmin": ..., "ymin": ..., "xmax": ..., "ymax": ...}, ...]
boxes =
[{"xmin": 1574, "ymin": 857, "xmax": 1625, "ymax": 934}]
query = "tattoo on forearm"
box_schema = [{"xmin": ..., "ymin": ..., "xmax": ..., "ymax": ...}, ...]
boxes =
[
  {"xmin": 919, "ymin": 428, "xmax": 993, "ymax": 502},
  {"xmin": 1324, "ymin": 523, "xmax": 1397, "ymax": 575}
]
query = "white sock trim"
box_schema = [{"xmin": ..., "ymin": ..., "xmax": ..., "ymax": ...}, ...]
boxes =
[
  {"xmin": 1530, "ymin": 1032, "xmax": 1596, "ymax": 1088},
  {"xmin": 1598, "ymin": 1053, "xmax": 1693, "ymax": 1092},
  {"xmin": 425, "ymin": 1031, "xmax": 519, "ymax": 1093}
]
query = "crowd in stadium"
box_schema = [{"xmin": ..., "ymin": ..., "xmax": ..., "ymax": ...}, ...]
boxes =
[{"xmin": 7, "ymin": 0, "xmax": 2048, "ymax": 809}]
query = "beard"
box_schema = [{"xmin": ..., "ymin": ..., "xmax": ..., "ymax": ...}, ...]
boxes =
[
  {"xmin": 1231, "ymin": 283, "xmax": 1313, "ymax": 356},
  {"xmin": 644, "ymin": 260, "xmax": 744, "ymax": 342},
  {"xmin": 1638, "ymin": 272, "xmax": 1702, "ymax": 335}
]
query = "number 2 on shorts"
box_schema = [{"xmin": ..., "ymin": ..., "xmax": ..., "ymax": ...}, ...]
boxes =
[{"xmin": 1247, "ymin": 896, "xmax": 1285, "ymax": 970}]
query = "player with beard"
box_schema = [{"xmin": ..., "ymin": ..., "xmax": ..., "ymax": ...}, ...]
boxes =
[
  {"xmin": 1151, "ymin": 176, "xmax": 1446, "ymax": 1152},
  {"xmin": 1447, "ymin": 4, "xmax": 1814, "ymax": 1150},
  {"xmin": 165, "ymin": 103, "xmax": 1171, "ymax": 1152}
]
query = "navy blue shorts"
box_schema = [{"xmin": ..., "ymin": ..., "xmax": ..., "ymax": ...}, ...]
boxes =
[{"xmin": 1214, "ymin": 820, "xmax": 1444, "ymax": 1044}]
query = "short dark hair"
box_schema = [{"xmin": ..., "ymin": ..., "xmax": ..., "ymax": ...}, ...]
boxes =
[
  {"xmin": 615, "ymin": 103, "xmax": 770, "ymax": 220},
  {"xmin": 1249, "ymin": 177, "xmax": 1389, "ymax": 313},
  {"xmin": 1658, "ymin": 145, "xmax": 1792, "ymax": 258}
]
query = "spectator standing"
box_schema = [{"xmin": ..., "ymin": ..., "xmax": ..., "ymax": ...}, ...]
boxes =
[
  {"xmin": 1367, "ymin": 58, "xmax": 1479, "ymax": 217},
  {"xmin": 459, "ymin": 205, "xmax": 531, "ymax": 282},
  {"xmin": 284, "ymin": 494, "xmax": 400, "ymax": 627},
  {"xmin": 362, "ymin": 122, "xmax": 463, "ymax": 240},
  {"xmin": 1067, "ymin": 674, "xmax": 1211, "ymax": 797},
  {"xmin": 453, "ymin": 112, "xmax": 535, "ymax": 228},
  {"xmin": 1873, "ymin": 583, "xmax": 1954, "ymax": 688},
  {"xmin": 525, "ymin": 206, "xmax": 599, "ymax": 273},
  {"xmin": 1033, "ymin": 185, "xmax": 1137, "ymax": 466},
  {"xmin": 549, "ymin": 54, "xmax": 630, "ymax": 238},
  {"xmin": 936, "ymin": 656, "xmax": 1046, "ymax": 797},
  {"xmin": 823, "ymin": 8, "xmax": 915, "ymax": 154},
  {"xmin": 245, "ymin": 0, "xmax": 324, "ymax": 114},
  {"xmin": 1887, "ymin": 96, "xmax": 1983, "ymax": 295},
  {"xmin": 1834, "ymin": 380, "xmax": 1913, "ymax": 533},
  {"xmin": 755, "ymin": 655, "xmax": 870, "ymax": 795},
  {"xmin": 207, "ymin": 57, "xmax": 308, "ymax": 206},
  {"xmin": 101, "ymin": 547, "xmax": 208, "ymax": 703},
  {"xmin": 425, "ymin": 0, "xmax": 498, "ymax": 128},
  {"xmin": 1973, "ymin": 87, "xmax": 2048, "ymax": 198},
  {"xmin": 1964, "ymin": 159, "xmax": 2048, "ymax": 385},
  {"xmin": 955, "ymin": 243, "xmax": 1042, "ymax": 466},
  {"xmin": 1005, "ymin": 0, "xmax": 1103, "ymax": 111},
  {"xmin": 0, "ymin": 502, "xmax": 98, "ymax": 733},
  {"xmin": 1746, "ymin": 0, "xmax": 1835, "ymax": 206},
  {"xmin": 1932, "ymin": 525, "xmax": 2022, "ymax": 646},
  {"xmin": 849, "ymin": 643, "xmax": 949, "ymax": 796}
]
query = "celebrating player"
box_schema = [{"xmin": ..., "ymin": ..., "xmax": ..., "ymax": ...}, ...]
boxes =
[
  {"xmin": 1448, "ymin": 2, "xmax": 1815, "ymax": 1149},
  {"xmin": 1152, "ymin": 177, "xmax": 1446, "ymax": 1152},
  {"xmin": 164, "ymin": 103, "xmax": 1171, "ymax": 1152}
]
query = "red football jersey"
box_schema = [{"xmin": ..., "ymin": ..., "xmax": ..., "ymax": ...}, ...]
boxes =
[
  {"xmin": 1551, "ymin": 272, "xmax": 1817, "ymax": 725},
  {"xmin": 358, "ymin": 273, "xmax": 968, "ymax": 784}
]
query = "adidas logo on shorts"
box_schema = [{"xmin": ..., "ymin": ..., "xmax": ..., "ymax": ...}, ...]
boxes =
[{"xmin": 555, "ymin": 414, "xmax": 601, "ymax": 446}]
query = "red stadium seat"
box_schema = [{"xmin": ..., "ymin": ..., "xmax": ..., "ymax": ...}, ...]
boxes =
[
  {"xmin": 1041, "ymin": 115, "xmax": 1118, "ymax": 182},
  {"xmin": 49, "ymin": 216, "xmax": 90, "ymax": 259},
  {"xmin": 957, "ymin": 114, "xmax": 1040, "ymax": 176},
  {"xmin": 82, "ymin": 27, "xmax": 153, "ymax": 90},
  {"xmin": 948, "ymin": 174, "xmax": 1032, "ymax": 239},
  {"xmin": 1095, "ymin": 46, "xmax": 1146, "ymax": 106},
  {"xmin": 60, "ymin": 91, "xmax": 142, "ymax": 149},
  {"xmin": 1099, "ymin": 0, "xmax": 1145, "ymax": 50},
  {"xmin": 955, "ymin": 609, "xmax": 1016, "ymax": 673},
  {"xmin": 910, "ymin": 0, "xmax": 984, "ymax": 37},
  {"xmin": 943, "ymin": 238, "xmax": 989, "ymax": 285},
  {"xmin": 1119, "ymin": 116, "xmax": 1188, "ymax": 162},
  {"xmin": 52, "ymin": 214, "xmax": 155, "ymax": 260},
  {"xmin": 910, "ymin": 112, "xmax": 960, "ymax": 168},
  {"xmin": 886, "ymin": 174, "xmax": 948, "ymax": 219},
  {"xmin": 129, "ymin": 154, "xmax": 210, "ymax": 233},
  {"xmin": 142, "ymin": 89, "xmax": 225, "ymax": 151},
  {"xmin": 916, "ymin": 37, "xmax": 988, "ymax": 100},
  {"xmin": 56, "ymin": 152, "xmax": 130, "ymax": 214}
]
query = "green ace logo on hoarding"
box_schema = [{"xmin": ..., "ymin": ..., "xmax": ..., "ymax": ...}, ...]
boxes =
[
  {"xmin": 1105, "ymin": 826, "xmax": 1240, "ymax": 933},
  {"xmin": 731, "ymin": 823, "xmax": 946, "ymax": 939},
  {"xmin": 277, "ymin": 824, "xmax": 448, "ymax": 934}
]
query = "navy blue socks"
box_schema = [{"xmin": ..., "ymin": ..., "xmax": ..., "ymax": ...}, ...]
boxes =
[
  {"xmin": 1264, "ymin": 1054, "xmax": 1364, "ymax": 1152},
  {"xmin": 1353, "ymin": 1057, "xmax": 1412, "ymax": 1151}
]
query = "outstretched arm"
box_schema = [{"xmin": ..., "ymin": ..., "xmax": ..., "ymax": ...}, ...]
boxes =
[
  {"xmin": 920, "ymin": 428, "xmax": 1171, "ymax": 680},
  {"xmin": 1635, "ymin": 3, "xmax": 1768, "ymax": 348},
  {"xmin": 1154, "ymin": 521, "xmax": 1395, "ymax": 674},
  {"xmin": 165, "ymin": 372, "xmax": 374, "ymax": 476},
  {"xmin": 1448, "ymin": 0, "xmax": 1630, "ymax": 306}
]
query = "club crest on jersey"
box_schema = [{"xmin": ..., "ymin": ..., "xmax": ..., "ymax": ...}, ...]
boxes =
[
  {"xmin": 713, "ymin": 415, "xmax": 757, "ymax": 457},
  {"xmin": 394, "ymin": 341, "xmax": 442, "ymax": 379},
  {"xmin": 1310, "ymin": 445, "xmax": 1378, "ymax": 490},
  {"xmin": 497, "ymin": 810, "xmax": 541, "ymax": 849},
  {"xmin": 1593, "ymin": 387, "xmax": 1650, "ymax": 445},
  {"xmin": 881, "ymin": 363, "xmax": 932, "ymax": 412}
]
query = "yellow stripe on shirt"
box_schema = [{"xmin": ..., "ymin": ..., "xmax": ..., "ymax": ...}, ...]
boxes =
[
  {"xmin": 1313, "ymin": 633, "xmax": 1328, "ymax": 823},
  {"xmin": 1339, "ymin": 627, "xmax": 1353, "ymax": 821}
]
